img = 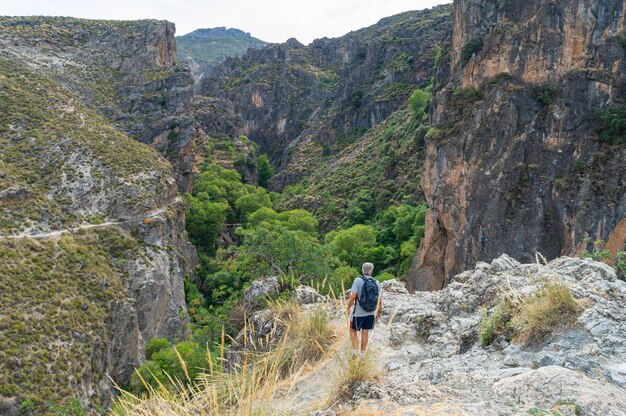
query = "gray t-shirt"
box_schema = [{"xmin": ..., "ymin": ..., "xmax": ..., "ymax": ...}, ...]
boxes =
[{"xmin": 349, "ymin": 275, "xmax": 382, "ymax": 318}]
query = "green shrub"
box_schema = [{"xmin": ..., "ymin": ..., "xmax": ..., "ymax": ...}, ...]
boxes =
[
  {"xmin": 596, "ymin": 105, "xmax": 626, "ymax": 146},
  {"xmin": 350, "ymin": 90, "xmax": 364, "ymax": 108},
  {"xmin": 573, "ymin": 160, "xmax": 587, "ymax": 173},
  {"xmin": 460, "ymin": 37, "xmax": 483, "ymax": 65},
  {"xmin": 19, "ymin": 399, "xmax": 33, "ymax": 415},
  {"xmin": 46, "ymin": 399, "xmax": 86, "ymax": 416},
  {"xmin": 451, "ymin": 86, "xmax": 484, "ymax": 106},
  {"xmin": 488, "ymin": 72, "xmax": 513, "ymax": 84},
  {"xmin": 377, "ymin": 272, "xmax": 395, "ymax": 282},
  {"xmin": 533, "ymin": 82, "xmax": 559, "ymax": 105},
  {"xmin": 478, "ymin": 300, "xmax": 512, "ymax": 346},
  {"xmin": 408, "ymin": 88, "xmax": 431, "ymax": 119}
]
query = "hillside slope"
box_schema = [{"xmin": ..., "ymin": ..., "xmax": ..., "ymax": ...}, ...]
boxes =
[
  {"xmin": 200, "ymin": 6, "xmax": 452, "ymax": 190},
  {"xmin": 177, "ymin": 27, "xmax": 266, "ymax": 72},
  {"xmin": 0, "ymin": 20, "xmax": 196, "ymax": 414},
  {"xmin": 408, "ymin": 0, "xmax": 626, "ymax": 291}
]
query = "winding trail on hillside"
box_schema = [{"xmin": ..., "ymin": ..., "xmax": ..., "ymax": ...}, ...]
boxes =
[{"xmin": 0, "ymin": 197, "xmax": 182, "ymax": 240}]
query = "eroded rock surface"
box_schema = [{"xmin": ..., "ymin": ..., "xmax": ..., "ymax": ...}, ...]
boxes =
[
  {"xmin": 408, "ymin": 0, "xmax": 626, "ymax": 291},
  {"xmin": 342, "ymin": 256, "xmax": 626, "ymax": 415}
]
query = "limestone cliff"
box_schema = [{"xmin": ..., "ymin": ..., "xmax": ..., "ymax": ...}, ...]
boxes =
[{"xmin": 408, "ymin": 0, "xmax": 626, "ymax": 291}]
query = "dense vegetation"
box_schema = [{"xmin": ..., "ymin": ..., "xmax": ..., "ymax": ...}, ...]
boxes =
[
  {"xmin": 131, "ymin": 139, "xmax": 428, "ymax": 395},
  {"xmin": 0, "ymin": 231, "xmax": 136, "ymax": 414}
]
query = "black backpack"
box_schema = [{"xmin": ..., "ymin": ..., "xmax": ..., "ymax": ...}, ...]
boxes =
[{"xmin": 357, "ymin": 276, "xmax": 379, "ymax": 312}]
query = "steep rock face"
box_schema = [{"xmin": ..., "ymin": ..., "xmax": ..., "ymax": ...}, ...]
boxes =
[
  {"xmin": 408, "ymin": 0, "xmax": 626, "ymax": 291},
  {"xmin": 199, "ymin": 6, "xmax": 452, "ymax": 187},
  {"xmin": 0, "ymin": 17, "xmax": 203, "ymax": 185},
  {"xmin": 0, "ymin": 20, "xmax": 196, "ymax": 413}
]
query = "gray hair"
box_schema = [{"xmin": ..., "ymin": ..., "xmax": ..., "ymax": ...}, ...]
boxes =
[{"xmin": 362, "ymin": 262, "xmax": 374, "ymax": 276}]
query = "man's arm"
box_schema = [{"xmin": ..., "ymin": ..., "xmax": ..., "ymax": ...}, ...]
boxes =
[
  {"xmin": 377, "ymin": 294, "xmax": 383, "ymax": 319},
  {"xmin": 346, "ymin": 292, "xmax": 357, "ymax": 318}
]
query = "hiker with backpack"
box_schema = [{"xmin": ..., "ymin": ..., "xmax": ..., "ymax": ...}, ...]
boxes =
[{"xmin": 346, "ymin": 262, "xmax": 382, "ymax": 357}]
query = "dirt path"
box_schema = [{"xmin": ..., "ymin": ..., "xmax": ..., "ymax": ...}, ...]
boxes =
[
  {"xmin": 0, "ymin": 197, "xmax": 180, "ymax": 240},
  {"xmin": 275, "ymin": 310, "xmax": 399, "ymax": 415}
]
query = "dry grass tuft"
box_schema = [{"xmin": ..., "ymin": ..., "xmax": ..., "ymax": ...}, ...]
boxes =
[
  {"xmin": 326, "ymin": 349, "xmax": 380, "ymax": 407},
  {"xmin": 512, "ymin": 282, "xmax": 581, "ymax": 344},
  {"xmin": 112, "ymin": 302, "xmax": 333, "ymax": 416}
]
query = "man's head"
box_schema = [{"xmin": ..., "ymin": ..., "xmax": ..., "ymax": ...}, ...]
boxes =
[{"xmin": 362, "ymin": 262, "xmax": 374, "ymax": 276}]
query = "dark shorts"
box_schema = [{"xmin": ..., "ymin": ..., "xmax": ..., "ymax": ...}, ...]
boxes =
[{"xmin": 351, "ymin": 315, "xmax": 375, "ymax": 331}]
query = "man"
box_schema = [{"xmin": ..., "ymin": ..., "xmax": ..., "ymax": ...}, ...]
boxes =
[{"xmin": 346, "ymin": 262, "xmax": 382, "ymax": 356}]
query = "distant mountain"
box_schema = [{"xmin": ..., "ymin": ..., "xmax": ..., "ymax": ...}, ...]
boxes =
[{"xmin": 176, "ymin": 27, "xmax": 267, "ymax": 67}]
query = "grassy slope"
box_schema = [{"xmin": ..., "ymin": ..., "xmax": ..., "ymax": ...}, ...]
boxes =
[
  {"xmin": 0, "ymin": 52, "xmax": 172, "ymax": 412},
  {"xmin": 277, "ymin": 108, "xmax": 424, "ymax": 229},
  {"xmin": 0, "ymin": 54, "xmax": 171, "ymax": 234},
  {"xmin": 0, "ymin": 230, "xmax": 137, "ymax": 410}
]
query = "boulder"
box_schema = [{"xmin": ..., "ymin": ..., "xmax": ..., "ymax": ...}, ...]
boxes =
[{"xmin": 241, "ymin": 276, "xmax": 280, "ymax": 310}]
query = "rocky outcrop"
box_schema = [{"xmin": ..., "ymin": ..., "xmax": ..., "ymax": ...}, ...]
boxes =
[
  {"xmin": 335, "ymin": 256, "xmax": 626, "ymax": 415},
  {"xmin": 0, "ymin": 17, "xmax": 204, "ymax": 188},
  {"xmin": 408, "ymin": 0, "xmax": 626, "ymax": 291}
]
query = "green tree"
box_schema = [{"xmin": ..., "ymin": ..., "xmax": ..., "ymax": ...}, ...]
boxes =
[
  {"xmin": 277, "ymin": 209, "xmax": 319, "ymax": 235},
  {"xmin": 145, "ymin": 338, "xmax": 170, "ymax": 360},
  {"xmin": 235, "ymin": 189, "xmax": 273, "ymax": 221},
  {"xmin": 257, "ymin": 153, "xmax": 275, "ymax": 188},
  {"xmin": 597, "ymin": 105, "xmax": 626, "ymax": 146},
  {"xmin": 325, "ymin": 224, "xmax": 378, "ymax": 267},
  {"xmin": 248, "ymin": 207, "xmax": 318, "ymax": 235},
  {"xmin": 408, "ymin": 88, "xmax": 430, "ymax": 119},
  {"xmin": 346, "ymin": 190, "xmax": 376, "ymax": 225},
  {"xmin": 184, "ymin": 192, "xmax": 229, "ymax": 254},
  {"xmin": 318, "ymin": 265, "xmax": 359, "ymax": 297},
  {"xmin": 234, "ymin": 225, "xmax": 333, "ymax": 283}
]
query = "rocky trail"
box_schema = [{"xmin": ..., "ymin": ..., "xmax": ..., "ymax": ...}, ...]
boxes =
[
  {"xmin": 261, "ymin": 256, "xmax": 626, "ymax": 416},
  {"xmin": 0, "ymin": 197, "xmax": 181, "ymax": 240}
]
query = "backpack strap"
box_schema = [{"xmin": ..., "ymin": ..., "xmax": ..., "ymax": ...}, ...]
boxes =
[{"xmin": 353, "ymin": 276, "xmax": 365, "ymax": 315}]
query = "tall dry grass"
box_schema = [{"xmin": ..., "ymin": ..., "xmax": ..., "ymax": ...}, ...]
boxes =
[
  {"xmin": 511, "ymin": 281, "xmax": 581, "ymax": 344},
  {"xmin": 325, "ymin": 349, "xmax": 380, "ymax": 409},
  {"xmin": 112, "ymin": 302, "xmax": 334, "ymax": 416}
]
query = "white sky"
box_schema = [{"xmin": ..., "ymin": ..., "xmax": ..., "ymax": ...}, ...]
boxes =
[{"xmin": 0, "ymin": 0, "xmax": 451, "ymax": 44}]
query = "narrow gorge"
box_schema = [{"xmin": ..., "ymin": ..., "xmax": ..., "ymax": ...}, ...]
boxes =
[{"xmin": 0, "ymin": 0, "xmax": 624, "ymax": 415}]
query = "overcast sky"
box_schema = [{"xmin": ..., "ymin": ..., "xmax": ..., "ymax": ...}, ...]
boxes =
[{"xmin": 0, "ymin": 0, "xmax": 451, "ymax": 44}]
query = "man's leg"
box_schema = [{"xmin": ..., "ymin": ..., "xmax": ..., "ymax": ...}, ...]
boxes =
[
  {"xmin": 360, "ymin": 329, "xmax": 369, "ymax": 353},
  {"xmin": 350, "ymin": 328, "xmax": 359, "ymax": 351}
]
